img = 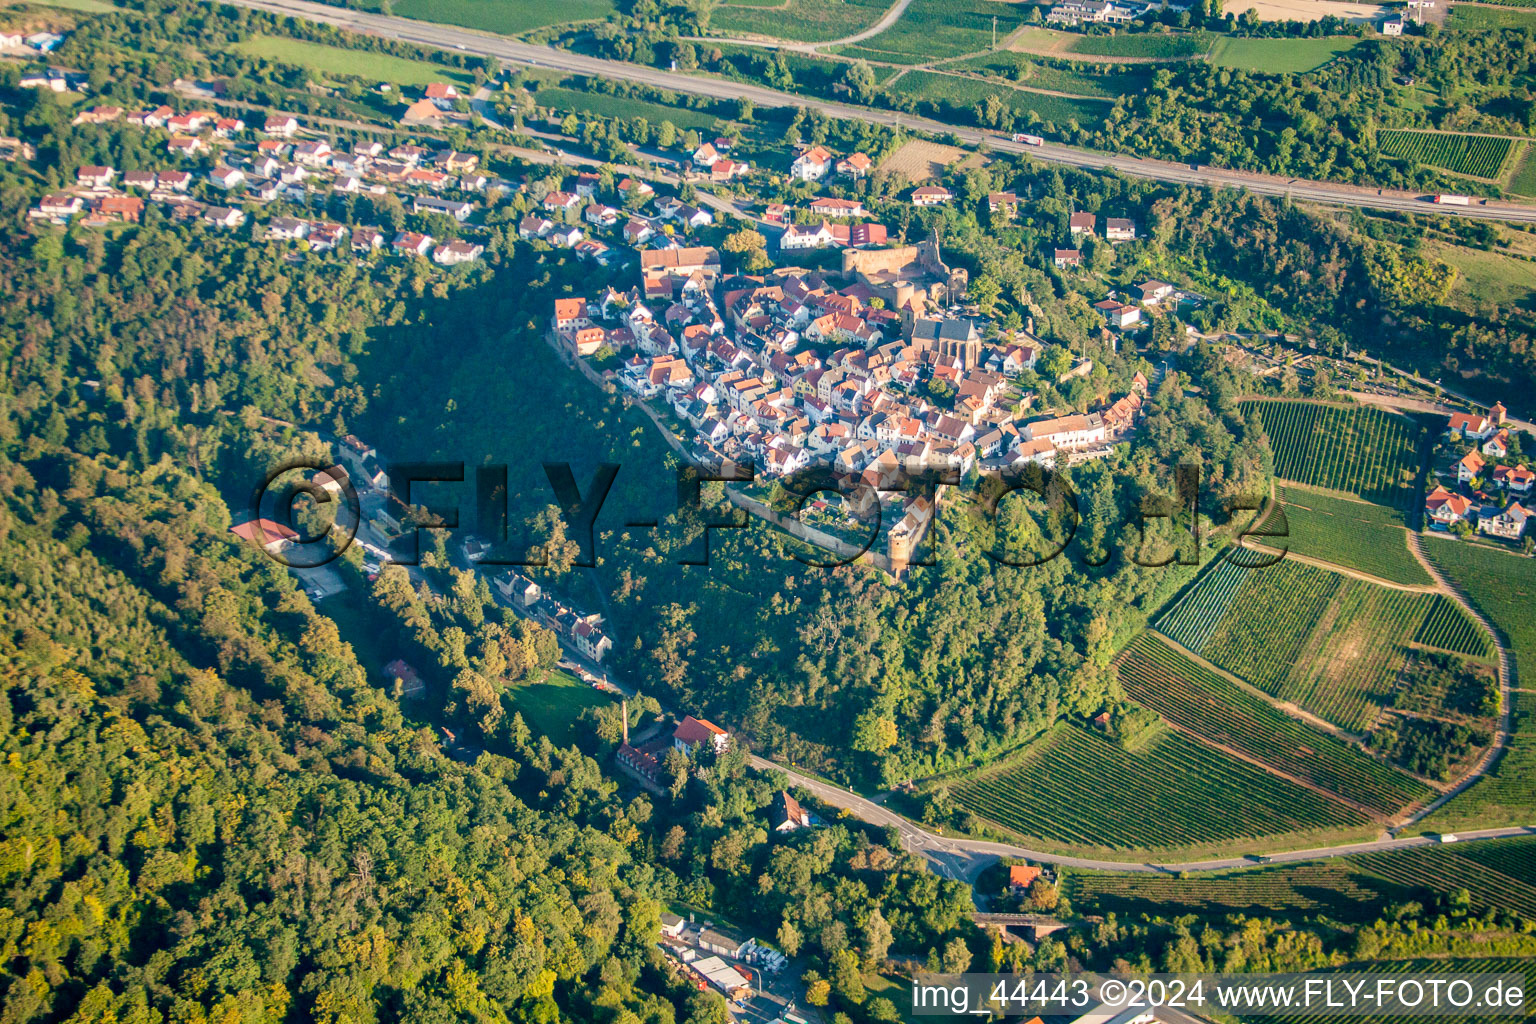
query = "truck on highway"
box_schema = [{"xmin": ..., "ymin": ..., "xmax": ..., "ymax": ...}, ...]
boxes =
[
  {"xmin": 1011, "ymin": 133, "xmax": 1044, "ymax": 146},
  {"xmin": 1433, "ymin": 194, "xmax": 1472, "ymax": 206}
]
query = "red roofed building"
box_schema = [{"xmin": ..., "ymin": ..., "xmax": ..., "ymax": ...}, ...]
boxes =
[
  {"xmin": 553, "ymin": 297, "xmax": 590, "ymax": 333},
  {"xmin": 836, "ymin": 152, "xmax": 873, "ymax": 178},
  {"xmin": 1498, "ymin": 463, "xmax": 1534, "ymax": 494},
  {"xmin": 384, "ymin": 658, "xmax": 425, "ymax": 697},
  {"xmin": 1447, "ymin": 411, "xmax": 1494, "ymax": 440},
  {"xmin": 1008, "ymin": 864, "xmax": 1043, "ymax": 889},
  {"xmin": 230, "ymin": 518, "xmax": 299, "ymax": 553},
  {"xmin": 1426, "ymin": 485, "xmax": 1473, "ymax": 527},
  {"xmin": 1458, "ymin": 449, "xmax": 1485, "ymax": 484},
  {"xmin": 673, "ymin": 715, "xmax": 729, "ymax": 755}
]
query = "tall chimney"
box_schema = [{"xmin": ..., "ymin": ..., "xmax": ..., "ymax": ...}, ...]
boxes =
[{"xmin": 621, "ymin": 698, "xmax": 628, "ymax": 746}]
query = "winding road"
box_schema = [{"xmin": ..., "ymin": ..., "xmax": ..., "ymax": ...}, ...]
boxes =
[
  {"xmin": 227, "ymin": 0, "xmax": 1536, "ymax": 880},
  {"xmin": 752, "ymin": 754, "xmax": 1536, "ymax": 882},
  {"xmin": 1405, "ymin": 530, "xmax": 1518, "ymax": 821},
  {"xmin": 221, "ymin": 0, "xmax": 1536, "ymax": 224}
]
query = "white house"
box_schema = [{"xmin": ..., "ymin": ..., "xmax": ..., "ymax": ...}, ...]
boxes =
[{"xmin": 789, "ymin": 146, "xmax": 833, "ymax": 181}]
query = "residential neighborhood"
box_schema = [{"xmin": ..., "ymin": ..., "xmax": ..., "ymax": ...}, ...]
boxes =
[
  {"xmin": 1427, "ymin": 400, "xmax": 1532, "ymax": 545},
  {"xmin": 551, "ymin": 224, "xmax": 1150, "ymax": 568}
]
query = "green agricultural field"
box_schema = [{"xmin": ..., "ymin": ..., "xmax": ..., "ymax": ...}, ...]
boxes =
[
  {"xmin": 1163, "ymin": 558, "xmax": 1339, "ymax": 693},
  {"xmin": 1414, "ymin": 542, "xmax": 1535, "ymax": 830},
  {"xmin": 1162, "ymin": 557, "xmax": 1480, "ymax": 733},
  {"xmin": 1245, "ymin": 960, "xmax": 1536, "ymax": 1024},
  {"xmin": 947, "ymin": 724, "xmax": 1372, "ymax": 853},
  {"xmin": 1421, "ymin": 687, "xmax": 1536, "ymax": 831},
  {"xmin": 1062, "ymin": 861, "xmax": 1416, "ymax": 921},
  {"xmin": 1351, "ymin": 846, "xmax": 1536, "ymax": 918},
  {"xmin": 1427, "ymin": 241, "xmax": 1536, "ymax": 308},
  {"xmin": 1504, "ymin": 143, "xmax": 1533, "ymax": 193},
  {"xmin": 1270, "ymin": 486, "xmax": 1432, "ymax": 587},
  {"xmin": 507, "ymin": 670, "xmax": 612, "ymax": 748},
  {"xmin": 1117, "ymin": 634, "xmax": 1434, "ymax": 814},
  {"xmin": 1240, "ymin": 399, "xmax": 1424, "ymax": 507},
  {"xmin": 531, "ymin": 87, "xmax": 725, "ymax": 131},
  {"xmin": 1449, "ymin": 3, "xmax": 1536, "ymax": 28},
  {"xmin": 1207, "ymin": 35, "xmax": 1360, "ymax": 73},
  {"xmin": 833, "ymin": 0, "xmax": 1030, "ymax": 64},
  {"xmin": 1414, "ymin": 594, "xmax": 1495, "ymax": 660},
  {"xmin": 889, "ymin": 72, "xmax": 1108, "ymax": 128},
  {"xmin": 232, "ymin": 35, "xmax": 474, "ymax": 89},
  {"xmin": 29, "ymin": 0, "xmax": 120, "ymax": 11},
  {"xmin": 944, "ymin": 52, "xmax": 1152, "ymax": 99},
  {"xmin": 1453, "ymin": 835, "xmax": 1536, "ymax": 884},
  {"xmin": 711, "ymin": 0, "xmax": 891, "ymax": 42},
  {"xmin": 1063, "ymin": 836, "xmax": 1536, "ymax": 922},
  {"xmin": 390, "ymin": 0, "xmax": 616, "ymax": 35},
  {"xmin": 1068, "ymin": 31, "xmax": 1211, "ymax": 59},
  {"xmin": 1155, "ymin": 556, "xmax": 1253, "ymax": 653},
  {"xmin": 1378, "ymin": 130, "xmax": 1517, "ymax": 180},
  {"xmin": 1425, "ymin": 541, "xmax": 1536, "ymax": 682}
]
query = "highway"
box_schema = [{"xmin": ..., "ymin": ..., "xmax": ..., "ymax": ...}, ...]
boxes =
[
  {"xmin": 233, "ymin": 0, "xmax": 1536, "ymax": 880},
  {"xmin": 221, "ymin": 0, "xmax": 1536, "ymax": 224}
]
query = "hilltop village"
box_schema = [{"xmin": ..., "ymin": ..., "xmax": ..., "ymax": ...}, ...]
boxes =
[{"xmin": 552, "ymin": 224, "xmax": 1151, "ymax": 569}]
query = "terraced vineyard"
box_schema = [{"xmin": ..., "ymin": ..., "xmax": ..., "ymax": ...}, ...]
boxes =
[
  {"xmin": 948, "ymin": 724, "xmax": 1371, "ymax": 851},
  {"xmin": 1062, "ymin": 862, "xmax": 1413, "ymax": 920},
  {"xmin": 1154, "ymin": 557, "xmax": 1250, "ymax": 652},
  {"xmin": 1117, "ymin": 634, "xmax": 1433, "ymax": 816},
  {"xmin": 1416, "ymin": 541, "xmax": 1533, "ymax": 830},
  {"xmin": 1378, "ymin": 130, "xmax": 1517, "ymax": 180},
  {"xmin": 1415, "ymin": 593, "xmax": 1495, "ymax": 660},
  {"xmin": 1351, "ymin": 846, "xmax": 1536, "ymax": 918},
  {"xmin": 1240, "ymin": 400, "xmax": 1423, "ymax": 507},
  {"xmin": 1061, "ymin": 836, "xmax": 1536, "ymax": 922},
  {"xmin": 1271, "ymin": 486, "xmax": 1432, "ymax": 586},
  {"xmin": 1243, "ymin": 959, "xmax": 1535, "ymax": 1024},
  {"xmin": 1156, "ymin": 556, "xmax": 1486, "ymax": 732},
  {"xmin": 1197, "ymin": 559, "xmax": 1342, "ymax": 693},
  {"xmin": 1451, "ymin": 835, "xmax": 1536, "ymax": 884}
]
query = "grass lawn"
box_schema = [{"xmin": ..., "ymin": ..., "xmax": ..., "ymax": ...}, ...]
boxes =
[
  {"xmin": 862, "ymin": 973, "xmax": 921, "ymax": 1023},
  {"xmin": 25, "ymin": 0, "xmax": 121, "ymax": 11},
  {"xmin": 710, "ymin": 0, "xmax": 890, "ymax": 42},
  {"xmin": 508, "ymin": 669, "xmax": 612, "ymax": 748},
  {"xmin": 1428, "ymin": 240, "xmax": 1536, "ymax": 308},
  {"xmin": 1207, "ymin": 34, "xmax": 1360, "ymax": 73},
  {"xmin": 232, "ymin": 34, "xmax": 475, "ymax": 89},
  {"xmin": 390, "ymin": 0, "xmax": 617, "ymax": 35},
  {"xmin": 1505, "ymin": 144, "xmax": 1536, "ymax": 197}
]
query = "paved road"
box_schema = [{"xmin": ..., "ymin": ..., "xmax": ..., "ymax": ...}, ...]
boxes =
[
  {"xmin": 222, "ymin": 0, "xmax": 1536, "ymax": 224},
  {"xmin": 751, "ymin": 754, "xmax": 1536, "ymax": 880}
]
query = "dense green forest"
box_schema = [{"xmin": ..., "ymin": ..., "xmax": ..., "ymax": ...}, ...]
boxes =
[
  {"xmin": 0, "ymin": 150, "xmax": 997, "ymax": 1023},
  {"xmin": 4, "ymin": 14, "xmax": 1536, "ymax": 1018}
]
